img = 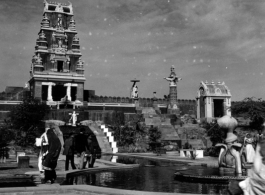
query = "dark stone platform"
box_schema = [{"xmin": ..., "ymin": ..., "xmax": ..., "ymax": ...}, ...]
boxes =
[
  {"xmin": 174, "ymin": 167, "xmax": 248, "ymax": 183},
  {"xmin": 0, "ymin": 174, "xmax": 36, "ymax": 187}
]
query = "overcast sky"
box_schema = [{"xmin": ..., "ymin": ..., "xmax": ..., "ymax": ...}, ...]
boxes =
[{"xmin": 1, "ymin": 0, "xmax": 265, "ymax": 101}]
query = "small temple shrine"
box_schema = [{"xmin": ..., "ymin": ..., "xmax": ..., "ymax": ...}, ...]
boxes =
[
  {"xmin": 196, "ymin": 81, "xmax": 231, "ymax": 122},
  {"xmin": 28, "ymin": 0, "xmax": 85, "ymax": 108}
]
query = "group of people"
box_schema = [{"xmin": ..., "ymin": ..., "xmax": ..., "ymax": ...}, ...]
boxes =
[
  {"xmin": 36, "ymin": 127, "xmax": 97, "ymax": 184},
  {"xmin": 0, "ymin": 143, "xmax": 8, "ymax": 163},
  {"xmin": 63, "ymin": 128, "xmax": 97, "ymax": 171}
]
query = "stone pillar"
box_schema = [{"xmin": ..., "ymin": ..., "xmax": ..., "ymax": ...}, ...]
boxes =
[
  {"xmin": 33, "ymin": 81, "xmax": 42, "ymax": 100},
  {"xmin": 196, "ymin": 97, "xmax": 200, "ymax": 120},
  {"xmin": 169, "ymin": 85, "xmax": 177, "ymax": 107},
  {"xmin": 47, "ymin": 84, "xmax": 53, "ymax": 101},
  {"xmin": 64, "ymin": 83, "xmax": 72, "ymax": 101},
  {"xmin": 76, "ymin": 83, "xmax": 84, "ymax": 101},
  {"xmin": 168, "ymin": 84, "xmax": 180, "ymax": 115},
  {"xmin": 226, "ymin": 97, "xmax": 231, "ymax": 116},
  {"xmin": 42, "ymin": 82, "xmax": 55, "ymax": 101}
]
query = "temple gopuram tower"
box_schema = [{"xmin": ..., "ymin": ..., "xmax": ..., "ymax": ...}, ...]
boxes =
[
  {"xmin": 164, "ymin": 65, "xmax": 182, "ymax": 115},
  {"xmin": 28, "ymin": 1, "xmax": 85, "ymax": 108}
]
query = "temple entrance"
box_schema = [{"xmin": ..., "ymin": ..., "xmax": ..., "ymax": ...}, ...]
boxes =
[
  {"xmin": 57, "ymin": 61, "xmax": 64, "ymax": 72},
  {"xmin": 52, "ymin": 84, "xmax": 66, "ymax": 101},
  {"xmin": 42, "ymin": 85, "xmax": 48, "ymax": 101},
  {"xmin": 213, "ymin": 99, "xmax": 224, "ymax": 118},
  {"xmin": 199, "ymin": 96, "xmax": 205, "ymax": 119},
  {"xmin": 71, "ymin": 86, "xmax": 77, "ymax": 101}
]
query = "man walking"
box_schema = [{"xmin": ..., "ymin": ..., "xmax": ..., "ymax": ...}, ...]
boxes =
[
  {"xmin": 63, "ymin": 133, "xmax": 76, "ymax": 171},
  {"xmin": 74, "ymin": 128, "xmax": 88, "ymax": 169}
]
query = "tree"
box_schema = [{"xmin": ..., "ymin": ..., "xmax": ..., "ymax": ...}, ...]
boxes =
[
  {"xmin": 231, "ymin": 97, "xmax": 265, "ymax": 133},
  {"xmin": 107, "ymin": 111, "xmax": 125, "ymax": 145},
  {"xmin": 201, "ymin": 121, "xmax": 224, "ymax": 157},
  {"xmin": 0, "ymin": 120, "xmax": 15, "ymax": 146},
  {"xmin": 203, "ymin": 121, "xmax": 225, "ymax": 146},
  {"xmin": 9, "ymin": 97, "xmax": 50, "ymax": 146},
  {"xmin": 148, "ymin": 126, "xmax": 162, "ymax": 151},
  {"xmin": 109, "ymin": 112, "xmax": 147, "ymax": 149}
]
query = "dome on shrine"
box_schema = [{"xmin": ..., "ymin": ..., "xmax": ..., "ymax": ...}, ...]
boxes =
[{"xmin": 198, "ymin": 81, "xmax": 231, "ymax": 97}]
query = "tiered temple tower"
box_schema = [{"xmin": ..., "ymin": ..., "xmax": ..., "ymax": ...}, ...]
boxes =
[{"xmin": 28, "ymin": 1, "xmax": 85, "ymax": 108}]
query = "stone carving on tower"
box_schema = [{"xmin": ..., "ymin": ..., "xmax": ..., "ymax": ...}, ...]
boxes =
[
  {"xmin": 164, "ymin": 65, "xmax": 181, "ymax": 115},
  {"xmin": 28, "ymin": 1, "xmax": 86, "ymax": 108}
]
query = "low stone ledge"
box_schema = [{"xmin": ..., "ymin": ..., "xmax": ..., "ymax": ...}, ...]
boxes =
[
  {"xmin": 0, "ymin": 185, "xmax": 201, "ymax": 195},
  {"xmin": 67, "ymin": 164, "xmax": 140, "ymax": 177}
]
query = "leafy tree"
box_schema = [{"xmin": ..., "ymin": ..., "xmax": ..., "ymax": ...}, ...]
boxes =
[
  {"xmin": 109, "ymin": 112, "xmax": 147, "ymax": 148},
  {"xmin": 231, "ymin": 97, "xmax": 265, "ymax": 133},
  {"xmin": 119, "ymin": 114, "xmax": 146, "ymax": 147},
  {"xmin": 148, "ymin": 126, "xmax": 161, "ymax": 143},
  {"xmin": 148, "ymin": 126, "xmax": 162, "ymax": 151},
  {"xmin": 0, "ymin": 120, "xmax": 15, "ymax": 146},
  {"xmin": 203, "ymin": 121, "xmax": 225, "ymax": 146},
  {"xmin": 107, "ymin": 111, "xmax": 125, "ymax": 144},
  {"xmin": 9, "ymin": 97, "xmax": 50, "ymax": 146},
  {"xmin": 201, "ymin": 121, "xmax": 224, "ymax": 157}
]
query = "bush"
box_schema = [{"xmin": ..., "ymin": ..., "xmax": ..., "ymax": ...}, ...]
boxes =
[
  {"xmin": 206, "ymin": 146, "xmax": 220, "ymax": 157},
  {"xmin": 9, "ymin": 97, "xmax": 49, "ymax": 146}
]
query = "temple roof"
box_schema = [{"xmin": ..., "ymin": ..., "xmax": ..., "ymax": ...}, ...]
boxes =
[
  {"xmin": 43, "ymin": 0, "xmax": 73, "ymax": 15},
  {"xmin": 198, "ymin": 81, "xmax": 231, "ymax": 97}
]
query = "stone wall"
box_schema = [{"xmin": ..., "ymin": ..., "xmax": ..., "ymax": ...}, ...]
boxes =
[{"xmin": 88, "ymin": 96, "xmax": 197, "ymax": 115}]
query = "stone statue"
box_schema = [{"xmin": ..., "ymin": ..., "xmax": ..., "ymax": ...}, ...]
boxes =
[
  {"xmin": 57, "ymin": 14, "xmax": 63, "ymax": 29},
  {"xmin": 216, "ymin": 115, "xmax": 242, "ymax": 174},
  {"xmin": 56, "ymin": 4, "xmax": 64, "ymax": 13},
  {"xmin": 69, "ymin": 111, "xmax": 79, "ymax": 126},
  {"xmin": 164, "ymin": 65, "xmax": 182, "ymax": 86},
  {"xmin": 240, "ymin": 133, "xmax": 255, "ymax": 168},
  {"xmin": 239, "ymin": 138, "xmax": 265, "ymax": 194},
  {"xmin": 131, "ymin": 81, "xmax": 139, "ymax": 99}
]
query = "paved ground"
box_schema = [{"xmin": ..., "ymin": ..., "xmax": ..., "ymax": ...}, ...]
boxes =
[
  {"xmin": 0, "ymin": 152, "xmax": 219, "ymax": 175},
  {"xmin": 0, "ymin": 152, "xmax": 219, "ymax": 195}
]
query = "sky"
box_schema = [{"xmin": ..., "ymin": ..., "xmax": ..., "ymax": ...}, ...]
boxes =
[{"xmin": 0, "ymin": 0, "xmax": 265, "ymax": 101}]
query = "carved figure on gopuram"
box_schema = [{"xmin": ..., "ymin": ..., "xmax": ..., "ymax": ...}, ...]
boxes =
[{"xmin": 164, "ymin": 65, "xmax": 182, "ymax": 86}]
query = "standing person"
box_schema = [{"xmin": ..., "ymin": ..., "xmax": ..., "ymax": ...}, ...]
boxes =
[
  {"xmin": 35, "ymin": 128, "xmax": 49, "ymax": 175},
  {"xmin": 74, "ymin": 128, "xmax": 88, "ymax": 169},
  {"xmin": 63, "ymin": 133, "xmax": 76, "ymax": 171},
  {"xmin": 84, "ymin": 135, "xmax": 96, "ymax": 168},
  {"xmin": 0, "ymin": 142, "xmax": 8, "ymax": 163},
  {"xmin": 42, "ymin": 128, "xmax": 61, "ymax": 184}
]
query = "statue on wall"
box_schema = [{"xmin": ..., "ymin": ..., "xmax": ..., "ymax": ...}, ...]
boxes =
[
  {"xmin": 164, "ymin": 65, "xmax": 182, "ymax": 86},
  {"xmin": 69, "ymin": 111, "xmax": 79, "ymax": 126},
  {"xmin": 131, "ymin": 84, "xmax": 138, "ymax": 99},
  {"xmin": 240, "ymin": 133, "xmax": 255, "ymax": 168},
  {"xmin": 130, "ymin": 79, "xmax": 140, "ymax": 99},
  {"xmin": 57, "ymin": 13, "xmax": 63, "ymax": 30}
]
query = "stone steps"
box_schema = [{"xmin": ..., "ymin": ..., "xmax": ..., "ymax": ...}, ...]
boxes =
[{"xmin": 89, "ymin": 124, "xmax": 113, "ymax": 153}]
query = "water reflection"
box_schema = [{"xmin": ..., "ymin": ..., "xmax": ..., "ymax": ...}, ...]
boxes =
[{"xmin": 64, "ymin": 155, "xmax": 230, "ymax": 194}]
